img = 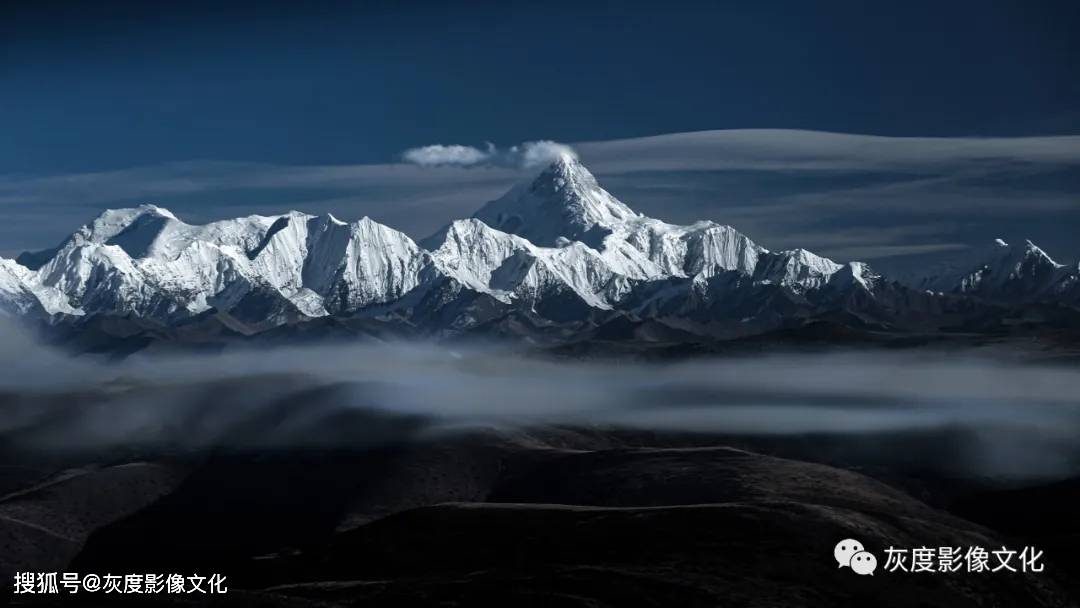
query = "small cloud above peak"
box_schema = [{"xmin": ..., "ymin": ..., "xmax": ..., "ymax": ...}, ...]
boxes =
[
  {"xmin": 516, "ymin": 140, "xmax": 578, "ymax": 168},
  {"xmin": 400, "ymin": 140, "xmax": 577, "ymax": 169}
]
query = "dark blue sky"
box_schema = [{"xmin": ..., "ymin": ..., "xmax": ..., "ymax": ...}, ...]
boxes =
[
  {"xmin": 1, "ymin": 0, "xmax": 1078, "ymax": 268},
  {"xmin": 3, "ymin": 0, "xmax": 1078, "ymax": 173}
]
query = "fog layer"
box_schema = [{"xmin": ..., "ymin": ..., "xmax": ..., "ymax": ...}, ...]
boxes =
[{"xmin": 1, "ymin": 321, "xmax": 1078, "ymax": 480}]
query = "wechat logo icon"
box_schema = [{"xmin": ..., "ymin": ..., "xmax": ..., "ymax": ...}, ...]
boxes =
[{"xmin": 835, "ymin": 538, "xmax": 877, "ymax": 576}]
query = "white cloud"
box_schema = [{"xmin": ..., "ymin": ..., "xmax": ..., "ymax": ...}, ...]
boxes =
[
  {"xmin": 514, "ymin": 140, "xmax": 578, "ymax": 167},
  {"xmin": 400, "ymin": 140, "xmax": 577, "ymax": 168},
  {"xmin": 401, "ymin": 143, "xmax": 495, "ymax": 167}
]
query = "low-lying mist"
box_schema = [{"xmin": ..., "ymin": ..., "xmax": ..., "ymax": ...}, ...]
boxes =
[{"xmin": 2, "ymin": 321, "xmax": 1079, "ymax": 482}]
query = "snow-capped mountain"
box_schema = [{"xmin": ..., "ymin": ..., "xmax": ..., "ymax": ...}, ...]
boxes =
[
  {"xmin": 474, "ymin": 158, "xmax": 756, "ymax": 282},
  {"xmin": 916, "ymin": 238, "xmax": 1080, "ymax": 305},
  {"xmin": 1, "ymin": 154, "xmax": 1076, "ymax": 345},
  {"xmin": 9, "ymin": 204, "xmax": 432, "ymax": 324},
  {"xmin": 0, "ymin": 259, "xmax": 45, "ymax": 316}
]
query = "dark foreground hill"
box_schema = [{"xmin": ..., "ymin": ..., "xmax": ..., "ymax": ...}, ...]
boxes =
[{"xmin": 3, "ymin": 426, "xmax": 1079, "ymax": 607}]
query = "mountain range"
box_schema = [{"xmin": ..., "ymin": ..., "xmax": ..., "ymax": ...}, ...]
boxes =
[{"xmin": 2, "ymin": 154, "xmax": 1078, "ymax": 349}]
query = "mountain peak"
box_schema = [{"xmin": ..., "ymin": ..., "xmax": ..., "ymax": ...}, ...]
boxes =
[
  {"xmin": 916, "ymin": 237, "xmax": 1068, "ymax": 299},
  {"xmin": 1022, "ymin": 239, "xmax": 1054, "ymax": 259},
  {"xmin": 543, "ymin": 151, "xmax": 588, "ymax": 177},
  {"xmin": 991, "ymin": 238, "xmax": 1060, "ymax": 268},
  {"xmin": 989, "ymin": 238, "xmax": 1056, "ymax": 263},
  {"xmin": 83, "ymin": 204, "xmax": 179, "ymax": 240},
  {"xmin": 533, "ymin": 153, "xmax": 601, "ymax": 189},
  {"xmin": 471, "ymin": 157, "xmax": 639, "ymax": 247}
]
